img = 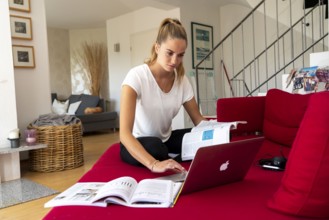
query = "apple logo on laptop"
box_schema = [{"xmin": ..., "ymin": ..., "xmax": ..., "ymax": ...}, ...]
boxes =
[{"xmin": 219, "ymin": 160, "xmax": 229, "ymax": 171}]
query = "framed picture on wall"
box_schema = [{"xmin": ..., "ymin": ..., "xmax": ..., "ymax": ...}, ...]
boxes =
[
  {"xmin": 12, "ymin": 45, "xmax": 35, "ymax": 68},
  {"xmin": 10, "ymin": 15, "xmax": 32, "ymax": 40},
  {"xmin": 9, "ymin": 0, "xmax": 31, "ymax": 12},
  {"xmin": 191, "ymin": 22, "xmax": 214, "ymax": 69}
]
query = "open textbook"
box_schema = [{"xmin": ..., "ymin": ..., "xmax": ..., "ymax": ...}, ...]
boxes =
[
  {"xmin": 45, "ymin": 176, "xmax": 182, "ymax": 208},
  {"xmin": 181, "ymin": 120, "xmax": 247, "ymax": 161}
]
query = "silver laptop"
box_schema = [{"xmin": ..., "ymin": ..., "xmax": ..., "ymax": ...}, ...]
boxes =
[{"xmin": 157, "ymin": 137, "xmax": 264, "ymax": 194}]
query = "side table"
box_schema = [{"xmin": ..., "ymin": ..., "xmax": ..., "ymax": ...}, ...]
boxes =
[{"xmin": 0, "ymin": 143, "xmax": 47, "ymax": 183}]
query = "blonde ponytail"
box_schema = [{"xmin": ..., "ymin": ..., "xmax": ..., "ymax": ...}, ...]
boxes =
[{"xmin": 145, "ymin": 18, "xmax": 187, "ymax": 82}]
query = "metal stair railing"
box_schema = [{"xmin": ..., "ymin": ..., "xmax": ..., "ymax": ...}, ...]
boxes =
[
  {"xmin": 195, "ymin": 0, "xmax": 328, "ymax": 115},
  {"xmin": 248, "ymin": 32, "xmax": 328, "ymax": 96}
]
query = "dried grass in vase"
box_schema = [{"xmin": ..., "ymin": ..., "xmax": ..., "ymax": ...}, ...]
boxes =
[{"xmin": 73, "ymin": 41, "xmax": 107, "ymax": 96}]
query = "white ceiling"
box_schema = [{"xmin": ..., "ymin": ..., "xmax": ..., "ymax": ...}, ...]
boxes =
[{"xmin": 45, "ymin": 0, "xmax": 250, "ymax": 29}]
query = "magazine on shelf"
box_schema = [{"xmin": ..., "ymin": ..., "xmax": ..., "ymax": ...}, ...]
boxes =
[
  {"xmin": 181, "ymin": 120, "xmax": 247, "ymax": 161},
  {"xmin": 44, "ymin": 176, "xmax": 182, "ymax": 208}
]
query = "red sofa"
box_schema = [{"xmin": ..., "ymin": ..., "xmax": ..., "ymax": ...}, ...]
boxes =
[{"xmin": 43, "ymin": 89, "xmax": 329, "ymax": 219}]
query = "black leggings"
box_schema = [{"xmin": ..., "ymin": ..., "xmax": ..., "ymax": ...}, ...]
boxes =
[{"xmin": 120, "ymin": 128, "xmax": 191, "ymax": 166}]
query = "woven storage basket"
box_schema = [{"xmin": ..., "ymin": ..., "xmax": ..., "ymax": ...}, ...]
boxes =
[{"xmin": 28, "ymin": 122, "xmax": 84, "ymax": 172}]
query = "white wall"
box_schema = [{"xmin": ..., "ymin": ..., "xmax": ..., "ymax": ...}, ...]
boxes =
[
  {"xmin": 47, "ymin": 27, "xmax": 71, "ymax": 99},
  {"xmin": 0, "ymin": 1, "xmax": 17, "ymax": 148},
  {"xmin": 14, "ymin": 0, "xmax": 51, "ymax": 130},
  {"xmin": 0, "ymin": 0, "xmax": 50, "ymax": 151}
]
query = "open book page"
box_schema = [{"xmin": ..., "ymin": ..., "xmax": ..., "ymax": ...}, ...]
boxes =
[
  {"xmin": 172, "ymin": 182, "xmax": 183, "ymax": 205},
  {"xmin": 44, "ymin": 182, "xmax": 108, "ymax": 208},
  {"xmin": 181, "ymin": 125, "xmax": 231, "ymax": 161},
  {"xmin": 105, "ymin": 179, "xmax": 181, "ymax": 208},
  {"xmin": 131, "ymin": 179, "xmax": 172, "ymax": 204},
  {"xmin": 92, "ymin": 176, "xmax": 138, "ymax": 204},
  {"xmin": 191, "ymin": 120, "xmax": 247, "ymax": 132}
]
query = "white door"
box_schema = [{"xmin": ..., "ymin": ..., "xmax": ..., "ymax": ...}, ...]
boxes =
[{"xmin": 130, "ymin": 29, "xmax": 157, "ymax": 67}]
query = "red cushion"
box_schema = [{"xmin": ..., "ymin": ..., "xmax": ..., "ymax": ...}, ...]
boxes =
[
  {"xmin": 268, "ymin": 91, "xmax": 329, "ymax": 218},
  {"xmin": 217, "ymin": 96, "xmax": 265, "ymax": 135},
  {"xmin": 263, "ymin": 89, "xmax": 311, "ymax": 147}
]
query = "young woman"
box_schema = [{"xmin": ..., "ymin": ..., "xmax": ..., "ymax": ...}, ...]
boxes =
[{"xmin": 120, "ymin": 18, "xmax": 205, "ymax": 173}]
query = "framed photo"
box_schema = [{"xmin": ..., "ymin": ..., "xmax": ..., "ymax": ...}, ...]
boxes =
[
  {"xmin": 10, "ymin": 15, "xmax": 32, "ymax": 40},
  {"xmin": 191, "ymin": 22, "xmax": 214, "ymax": 69},
  {"xmin": 9, "ymin": 0, "xmax": 31, "ymax": 12},
  {"xmin": 12, "ymin": 45, "xmax": 35, "ymax": 68}
]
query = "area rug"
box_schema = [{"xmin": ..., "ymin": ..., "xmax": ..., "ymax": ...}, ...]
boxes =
[{"xmin": 0, "ymin": 178, "xmax": 59, "ymax": 209}]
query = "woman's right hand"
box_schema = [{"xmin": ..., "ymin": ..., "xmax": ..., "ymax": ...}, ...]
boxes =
[{"xmin": 150, "ymin": 159, "xmax": 186, "ymax": 173}]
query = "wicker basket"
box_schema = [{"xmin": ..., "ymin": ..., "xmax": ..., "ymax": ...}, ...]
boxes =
[{"xmin": 28, "ymin": 123, "xmax": 84, "ymax": 172}]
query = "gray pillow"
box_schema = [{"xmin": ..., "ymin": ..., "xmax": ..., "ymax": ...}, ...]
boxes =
[
  {"xmin": 76, "ymin": 94, "xmax": 99, "ymax": 115},
  {"xmin": 68, "ymin": 94, "xmax": 82, "ymax": 105}
]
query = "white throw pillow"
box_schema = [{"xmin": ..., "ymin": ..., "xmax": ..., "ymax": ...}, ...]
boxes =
[
  {"xmin": 67, "ymin": 101, "xmax": 82, "ymax": 115},
  {"xmin": 52, "ymin": 99, "xmax": 69, "ymax": 115}
]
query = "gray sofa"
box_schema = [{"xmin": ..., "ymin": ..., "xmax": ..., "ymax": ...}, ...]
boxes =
[{"xmin": 51, "ymin": 93, "xmax": 118, "ymax": 133}]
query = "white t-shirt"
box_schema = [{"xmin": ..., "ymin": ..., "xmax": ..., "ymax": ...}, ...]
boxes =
[{"xmin": 122, "ymin": 64, "xmax": 194, "ymax": 142}]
